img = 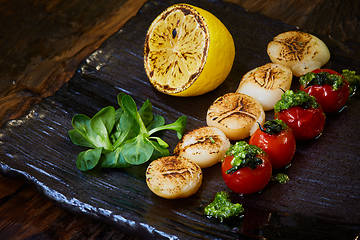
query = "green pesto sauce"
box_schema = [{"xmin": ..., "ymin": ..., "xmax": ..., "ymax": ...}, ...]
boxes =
[
  {"xmin": 274, "ymin": 90, "xmax": 319, "ymax": 113},
  {"xmin": 261, "ymin": 119, "xmax": 288, "ymax": 135},
  {"xmin": 225, "ymin": 141, "xmax": 264, "ymax": 174},
  {"xmin": 299, "ymin": 71, "xmax": 344, "ymax": 90},
  {"xmin": 272, "ymin": 173, "xmax": 290, "ymax": 184},
  {"xmin": 342, "ymin": 69, "xmax": 360, "ymax": 96},
  {"xmin": 204, "ymin": 191, "xmax": 244, "ymax": 222}
]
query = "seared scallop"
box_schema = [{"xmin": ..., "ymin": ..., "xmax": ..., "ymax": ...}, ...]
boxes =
[
  {"xmin": 146, "ymin": 156, "xmax": 202, "ymax": 199},
  {"xmin": 174, "ymin": 126, "xmax": 230, "ymax": 168},
  {"xmin": 267, "ymin": 31, "xmax": 330, "ymax": 77},
  {"xmin": 236, "ymin": 63, "xmax": 292, "ymax": 111},
  {"xmin": 206, "ymin": 93, "xmax": 265, "ymax": 140}
]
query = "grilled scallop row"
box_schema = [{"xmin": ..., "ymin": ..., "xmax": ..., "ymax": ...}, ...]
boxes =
[
  {"xmin": 146, "ymin": 93, "xmax": 266, "ymax": 199},
  {"xmin": 146, "ymin": 126, "xmax": 231, "ymax": 199},
  {"xmin": 237, "ymin": 31, "xmax": 330, "ymax": 111},
  {"xmin": 175, "ymin": 93, "xmax": 265, "ymax": 167},
  {"xmin": 145, "ymin": 31, "xmax": 331, "ymax": 199}
]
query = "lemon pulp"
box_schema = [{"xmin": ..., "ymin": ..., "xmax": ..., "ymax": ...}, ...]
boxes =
[{"xmin": 144, "ymin": 4, "xmax": 235, "ymax": 97}]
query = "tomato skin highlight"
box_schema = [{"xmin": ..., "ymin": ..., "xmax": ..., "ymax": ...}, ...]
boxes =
[
  {"xmin": 300, "ymin": 83, "xmax": 349, "ymax": 113},
  {"xmin": 249, "ymin": 128, "xmax": 296, "ymax": 169},
  {"xmin": 221, "ymin": 155, "xmax": 272, "ymax": 194},
  {"xmin": 275, "ymin": 106, "xmax": 325, "ymax": 140},
  {"xmin": 300, "ymin": 69, "xmax": 350, "ymax": 113},
  {"xmin": 312, "ymin": 68, "xmax": 339, "ymax": 76}
]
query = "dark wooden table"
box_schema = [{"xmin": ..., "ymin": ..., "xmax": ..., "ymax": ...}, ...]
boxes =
[{"xmin": 0, "ymin": 0, "xmax": 359, "ymax": 239}]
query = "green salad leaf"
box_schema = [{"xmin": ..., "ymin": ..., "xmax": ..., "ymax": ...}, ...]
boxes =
[
  {"xmin": 76, "ymin": 147, "xmax": 103, "ymax": 171},
  {"xmin": 101, "ymin": 148, "xmax": 131, "ymax": 168},
  {"xmin": 69, "ymin": 93, "xmax": 187, "ymax": 171},
  {"xmin": 121, "ymin": 134, "xmax": 154, "ymax": 165}
]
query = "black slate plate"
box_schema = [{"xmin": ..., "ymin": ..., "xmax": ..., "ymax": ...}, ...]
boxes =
[{"xmin": 1, "ymin": 0, "xmax": 360, "ymax": 239}]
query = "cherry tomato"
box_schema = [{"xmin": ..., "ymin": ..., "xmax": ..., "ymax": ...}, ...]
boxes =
[
  {"xmin": 221, "ymin": 155, "xmax": 272, "ymax": 194},
  {"xmin": 249, "ymin": 122, "xmax": 296, "ymax": 169},
  {"xmin": 300, "ymin": 69, "xmax": 350, "ymax": 113},
  {"xmin": 275, "ymin": 106, "xmax": 325, "ymax": 140}
]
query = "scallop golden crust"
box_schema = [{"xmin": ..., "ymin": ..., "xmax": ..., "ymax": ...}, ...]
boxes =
[
  {"xmin": 267, "ymin": 31, "xmax": 330, "ymax": 77},
  {"xmin": 146, "ymin": 156, "xmax": 202, "ymax": 199},
  {"xmin": 236, "ymin": 63, "xmax": 292, "ymax": 111},
  {"xmin": 206, "ymin": 93, "xmax": 265, "ymax": 140},
  {"xmin": 174, "ymin": 126, "xmax": 230, "ymax": 168}
]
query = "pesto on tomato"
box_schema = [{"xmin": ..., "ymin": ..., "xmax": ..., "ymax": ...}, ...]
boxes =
[
  {"xmin": 274, "ymin": 90, "xmax": 318, "ymax": 113},
  {"xmin": 250, "ymin": 119, "xmax": 296, "ymax": 169},
  {"xmin": 221, "ymin": 141, "xmax": 272, "ymax": 194},
  {"xmin": 274, "ymin": 90, "xmax": 325, "ymax": 140},
  {"xmin": 299, "ymin": 69, "xmax": 350, "ymax": 113}
]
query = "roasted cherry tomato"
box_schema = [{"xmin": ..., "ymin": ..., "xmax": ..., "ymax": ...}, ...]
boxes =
[
  {"xmin": 274, "ymin": 90, "xmax": 326, "ymax": 140},
  {"xmin": 299, "ymin": 69, "xmax": 350, "ymax": 113},
  {"xmin": 249, "ymin": 119, "xmax": 296, "ymax": 169},
  {"xmin": 221, "ymin": 142, "xmax": 272, "ymax": 194},
  {"xmin": 275, "ymin": 106, "xmax": 325, "ymax": 140}
]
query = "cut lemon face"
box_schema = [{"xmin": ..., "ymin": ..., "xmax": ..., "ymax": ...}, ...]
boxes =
[{"xmin": 144, "ymin": 4, "xmax": 235, "ymax": 96}]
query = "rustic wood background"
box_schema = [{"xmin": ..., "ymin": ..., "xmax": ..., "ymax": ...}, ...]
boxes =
[{"xmin": 0, "ymin": 0, "xmax": 359, "ymax": 239}]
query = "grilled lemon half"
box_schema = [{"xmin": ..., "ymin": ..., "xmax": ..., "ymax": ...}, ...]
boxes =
[{"xmin": 144, "ymin": 4, "xmax": 235, "ymax": 96}]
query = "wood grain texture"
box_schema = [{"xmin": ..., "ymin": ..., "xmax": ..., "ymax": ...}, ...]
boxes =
[
  {"xmin": 0, "ymin": 0, "xmax": 147, "ymax": 127},
  {"xmin": 0, "ymin": 0, "xmax": 360, "ymax": 239},
  {"xmin": 0, "ymin": 0, "xmax": 146, "ymax": 238},
  {"xmin": 0, "ymin": 173, "xmax": 139, "ymax": 240},
  {"xmin": 0, "ymin": 0, "xmax": 359, "ymax": 239},
  {"xmin": 226, "ymin": 0, "xmax": 360, "ymax": 42},
  {"xmin": 226, "ymin": 0, "xmax": 360, "ymax": 62}
]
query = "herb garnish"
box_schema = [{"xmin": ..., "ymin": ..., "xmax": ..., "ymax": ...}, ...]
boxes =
[
  {"xmin": 271, "ymin": 173, "xmax": 290, "ymax": 184},
  {"xmin": 259, "ymin": 119, "xmax": 287, "ymax": 135},
  {"xmin": 274, "ymin": 90, "xmax": 319, "ymax": 112},
  {"xmin": 225, "ymin": 141, "xmax": 264, "ymax": 174},
  {"xmin": 68, "ymin": 93, "xmax": 187, "ymax": 171},
  {"xmin": 342, "ymin": 69, "xmax": 360, "ymax": 96},
  {"xmin": 204, "ymin": 191, "xmax": 244, "ymax": 222},
  {"xmin": 299, "ymin": 71, "xmax": 344, "ymax": 90}
]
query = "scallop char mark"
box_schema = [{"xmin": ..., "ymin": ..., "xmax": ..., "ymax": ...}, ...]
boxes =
[
  {"xmin": 160, "ymin": 161, "xmax": 191, "ymax": 181},
  {"xmin": 152, "ymin": 156, "xmax": 197, "ymax": 179},
  {"xmin": 241, "ymin": 63, "xmax": 290, "ymax": 90},
  {"xmin": 236, "ymin": 63, "xmax": 292, "ymax": 111},
  {"xmin": 208, "ymin": 93, "xmax": 259, "ymax": 127},
  {"xmin": 174, "ymin": 126, "xmax": 230, "ymax": 168},
  {"xmin": 267, "ymin": 31, "xmax": 330, "ymax": 77},
  {"xmin": 176, "ymin": 127, "xmax": 220, "ymax": 152},
  {"xmin": 146, "ymin": 156, "xmax": 202, "ymax": 199},
  {"xmin": 207, "ymin": 93, "xmax": 265, "ymax": 140},
  {"xmin": 274, "ymin": 31, "xmax": 313, "ymax": 62}
]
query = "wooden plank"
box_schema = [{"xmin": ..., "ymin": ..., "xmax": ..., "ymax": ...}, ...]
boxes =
[
  {"xmin": 0, "ymin": 0, "xmax": 147, "ymax": 127},
  {"xmin": 0, "ymin": 173, "xmax": 139, "ymax": 240}
]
